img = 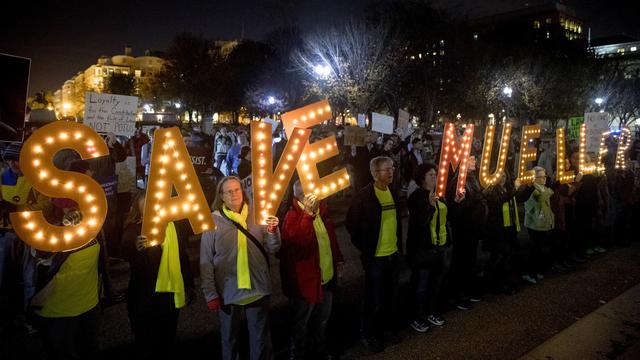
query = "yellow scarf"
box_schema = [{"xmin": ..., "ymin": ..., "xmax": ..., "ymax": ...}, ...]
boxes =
[
  {"xmin": 298, "ymin": 201, "xmax": 334, "ymax": 284},
  {"xmin": 223, "ymin": 204, "xmax": 251, "ymax": 289},
  {"xmin": 155, "ymin": 222, "xmax": 186, "ymax": 309}
]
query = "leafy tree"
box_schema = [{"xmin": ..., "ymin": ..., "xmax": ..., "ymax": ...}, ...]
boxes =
[{"xmin": 104, "ymin": 73, "xmax": 136, "ymax": 96}]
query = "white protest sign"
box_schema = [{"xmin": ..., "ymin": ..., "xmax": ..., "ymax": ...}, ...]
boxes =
[
  {"xmin": 584, "ymin": 112, "xmax": 611, "ymax": 153},
  {"xmin": 115, "ymin": 156, "xmax": 137, "ymax": 193},
  {"xmin": 84, "ymin": 92, "xmax": 138, "ymax": 137},
  {"xmin": 241, "ymin": 175, "xmax": 253, "ymax": 203},
  {"xmin": 357, "ymin": 113, "xmax": 366, "ymax": 128},
  {"xmin": 263, "ymin": 117, "xmax": 279, "ymax": 134},
  {"xmin": 371, "ymin": 112, "xmax": 394, "ymax": 134}
]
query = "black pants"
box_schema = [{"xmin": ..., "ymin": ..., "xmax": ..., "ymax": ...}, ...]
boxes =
[
  {"xmin": 35, "ymin": 306, "xmax": 100, "ymax": 360},
  {"xmin": 450, "ymin": 226, "xmax": 480, "ymax": 299},
  {"xmin": 362, "ymin": 253, "xmax": 400, "ymax": 340},
  {"xmin": 486, "ymin": 226, "xmax": 517, "ymax": 289},
  {"xmin": 526, "ymin": 228, "xmax": 552, "ymax": 275},
  {"xmin": 129, "ymin": 308, "xmax": 179, "ymax": 359},
  {"xmin": 289, "ymin": 288, "xmax": 333, "ymax": 359},
  {"xmin": 412, "ymin": 245, "xmax": 452, "ymax": 319}
]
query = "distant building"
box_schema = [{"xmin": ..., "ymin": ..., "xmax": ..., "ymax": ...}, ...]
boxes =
[
  {"xmin": 470, "ymin": 1, "xmax": 585, "ymax": 47},
  {"xmin": 590, "ymin": 35, "xmax": 640, "ymax": 59},
  {"xmin": 53, "ymin": 46, "xmax": 164, "ymax": 118}
]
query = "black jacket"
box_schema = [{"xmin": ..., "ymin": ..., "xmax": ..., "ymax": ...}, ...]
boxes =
[
  {"xmin": 345, "ymin": 183, "xmax": 403, "ymax": 266},
  {"xmin": 406, "ymin": 188, "xmax": 451, "ymax": 267},
  {"xmin": 122, "ymin": 221, "xmax": 194, "ymax": 315},
  {"xmin": 483, "ymin": 184, "xmax": 517, "ymax": 229},
  {"xmin": 446, "ymin": 171, "xmax": 487, "ymax": 230}
]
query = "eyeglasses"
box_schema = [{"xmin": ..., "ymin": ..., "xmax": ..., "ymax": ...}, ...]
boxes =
[
  {"xmin": 535, "ymin": 175, "xmax": 547, "ymax": 179},
  {"xmin": 375, "ymin": 167, "xmax": 395, "ymax": 173},
  {"xmin": 222, "ymin": 188, "xmax": 242, "ymax": 196}
]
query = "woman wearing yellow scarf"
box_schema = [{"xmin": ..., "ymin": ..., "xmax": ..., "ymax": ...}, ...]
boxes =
[
  {"xmin": 122, "ymin": 191, "xmax": 194, "ymax": 358},
  {"xmin": 200, "ymin": 176, "xmax": 281, "ymax": 360}
]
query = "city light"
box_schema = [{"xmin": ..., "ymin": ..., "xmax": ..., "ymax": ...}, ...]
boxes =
[
  {"xmin": 314, "ymin": 64, "xmax": 332, "ymax": 78},
  {"xmin": 267, "ymin": 96, "xmax": 276, "ymax": 105},
  {"xmin": 503, "ymin": 86, "xmax": 513, "ymax": 98},
  {"xmin": 595, "ymin": 97, "xmax": 603, "ymax": 105}
]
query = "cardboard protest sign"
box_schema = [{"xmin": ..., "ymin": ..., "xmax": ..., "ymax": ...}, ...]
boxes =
[
  {"xmin": 343, "ymin": 126, "xmax": 367, "ymax": 146},
  {"xmin": 371, "ymin": 112, "xmax": 394, "ymax": 134},
  {"xmin": 84, "ymin": 92, "xmax": 138, "ymax": 137},
  {"xmin": 115, "ymin": 156, "xmax": 137, "ymax": 193}
]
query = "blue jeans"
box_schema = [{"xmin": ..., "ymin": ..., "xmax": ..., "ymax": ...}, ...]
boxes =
[
  {"xmin": 289, "ymin": 288, "xmax": 333, "ymax": 359},
  {"xmin": 362, "ymin": 253, "xmax": 400, "ymax": 340},
  {"xmin": 219, "ymin": 295, "xmax": 272, "ymax": 360}
]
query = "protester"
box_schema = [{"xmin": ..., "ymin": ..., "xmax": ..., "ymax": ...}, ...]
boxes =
[
  {"xmin": 237, "ymin": 145, "xmax": 252, "ymax": 180},
  {"xmin": 482, "ymin": 171, "xmax": 521, "ymax": 294},
  {"xmin": 279, "ymin": 180, "xmax": 344, "ymax": 359},
  {"xmin": 345, "ymin": 133, "xmax": 378, "ymax": 192},
  {"xmin": 522, "ymin": 166, "xmax": 555, "ymax": 284},
  {"xmin": 446, "ymin": 155, "xmax": 485, "ymax": 310},
  {"xmin": 214, "ymin": 128, "xmax": 233, "ymax": 174},
  {"xmin": 406, "ymin": 163, "xmax": 452, "ymax": 333},
  {"xmin": 122, "ymin": 190, "xmax": 194, "ymax": 359},
  {"xmin": 346, "ymin": 156, "xmax": 403, "ymax": 353},
  {"xmin": 200, "ymin": 176, "xmax": 281, "ymax": 360},
  {"xmin": 227, "ymin": 132, "xmax": 249, "ymax": 176}
]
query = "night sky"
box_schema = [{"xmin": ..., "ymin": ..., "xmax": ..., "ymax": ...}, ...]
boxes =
[{"xmin": 1, "ymin": 0, "xmax": 638, "ymax": 96}]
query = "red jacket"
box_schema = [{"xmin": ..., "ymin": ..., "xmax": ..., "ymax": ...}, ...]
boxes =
[{"xmin": 279, "ymin": 200, "xmax": 344, "ymax": 304}]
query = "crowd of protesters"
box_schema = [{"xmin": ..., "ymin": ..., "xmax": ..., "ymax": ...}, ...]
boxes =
[{"xmin": 1, "ymin": 121, "xmax": 640, "ymax": 359}]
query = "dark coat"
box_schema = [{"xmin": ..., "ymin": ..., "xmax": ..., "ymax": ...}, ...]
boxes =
[
  {"xmin": 345, "ymin": 183, "xmax": 403, "ymax": 266},
  {"xmin": 406, "ymin": 188, "xmax": 451, "ymax": 268}
]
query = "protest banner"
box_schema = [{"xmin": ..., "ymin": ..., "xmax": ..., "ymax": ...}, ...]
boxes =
[
  {"xmin": 371, "ymin": 112, "xmax": 394, "ymax": 134},
  {"xmin": 186, "ymin": 145, "xmax": 213, "ymax": 174},
  {"xmin": 84, "ymin": 92, "xmax": 138, "ymax": 137},
  {"xmin": 584, "ymin": 112, "xmax": 610, "ymax": 153}
]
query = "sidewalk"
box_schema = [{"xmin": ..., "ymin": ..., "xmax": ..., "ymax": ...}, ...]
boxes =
[{"xmin": 521, "ymin": 283, "xmax": 640, "ymax": 360}]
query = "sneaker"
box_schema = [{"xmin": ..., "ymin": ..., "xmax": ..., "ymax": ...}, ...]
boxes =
[
  {"xmin": 522, "ymin": 275, "xmax": 537, "ymax": 284},
  {"xmin": 535, "ymin": 273, "xmax": 544, "ymax": 281},
  {"xmin": 469, "ymin": 296, "xmax": 482, "ymax": 303},
  {"xmin": 427, "ymin": 314, "xmax": 445, "ymax": 326},
  {"xmin": 410, "ymin": 320, "xmax": 430, "ymax": 333},
  {"xmin": 594, "ymin": 246, "xmax": 607, "ymax": 254},
  {"xmin": 360, "ymin": 336, "xmax": 384, "ymax": 353},
  {"xmin": 456, "ymin": 298, "xmax": 472, "ymax": 310}
]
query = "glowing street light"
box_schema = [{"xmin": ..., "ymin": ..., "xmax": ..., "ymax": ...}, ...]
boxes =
[
  {"xmin": 267, "ymin": 96, "xmax": 276, "ymax": 105},
  {"xmin": 314, "ymin": 64, "xmax": 332, "ymax": 78},
  {"xmin": 595, "ymin": 97, "xmax": 603, "ymax": 105},
  {"xmin": 175, "ymin": 102, "xmax": 182, "ymax": 109},
  {"xmin": 503, "ymin": 86, "xmax": 513, "ymax": 98}
]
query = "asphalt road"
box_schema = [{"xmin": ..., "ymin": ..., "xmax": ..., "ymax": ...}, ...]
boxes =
[{"xmin": 4, "ymin": 198, "xmax": 640, "ymax": 359}]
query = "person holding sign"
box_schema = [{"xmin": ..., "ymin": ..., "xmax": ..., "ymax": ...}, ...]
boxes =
[
  {"xmin": 200, "ymin": 176, "xmax": 280, "ymax": 360},
  {"xmin": 279, "ymin": 180, "xmax": 344, "ymax": 359},
  {"xmin": 346, "ymin": 156, "xmax": 403, "ymax": 353},
  {"xmin": 406, "ymin": 163, "xmax": 452, "ymax": 333},
  {"xmin": 121, "ymin": 190, "xmax": 194, "ymax": 358}
]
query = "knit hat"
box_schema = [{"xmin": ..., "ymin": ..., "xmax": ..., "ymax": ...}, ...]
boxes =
[{"xmin": 2, "ymin": 143, "xmax": 22, "ymax": 161}]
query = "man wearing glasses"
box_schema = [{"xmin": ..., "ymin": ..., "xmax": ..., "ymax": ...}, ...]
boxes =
[{"xmin": 346, "ymin": 156, "xmax": 403, "ymax": 353}]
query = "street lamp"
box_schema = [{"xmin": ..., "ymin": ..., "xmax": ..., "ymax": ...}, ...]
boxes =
[
  {"xmin": 313, "ymin": 64, "xmax": 331, "ymax": 79},
  {"xmin": 595, "ymin": 97, "xmax": 603, "ymax": 106},
  {"xmin": 503, "ymin": 86, "xmax": 513, "ymax": 98},
  {"xmin": 267, "ymin": 96, "xmax": 275, "ymax": 105},
  {"xmin": 175, "ymin": 102, "xmax": 182, "ymax": 109}
]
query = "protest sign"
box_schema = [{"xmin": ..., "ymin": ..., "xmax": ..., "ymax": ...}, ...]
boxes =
[
  {"xmin": 263, "ymin": 117, "xmax": 279, "ymax": 134},
  {"xmin": 584, "ymin": 112, "xmax": 610, "ymax": 153},
  {"xmin": 357, "ymin": 113, "xmax": 366, "ymax": 128},
  {"xmin": 84, "ymin": 92, "xmax": 138, "ymax": 137},
  {"xmin": 371, "ymin": 112, "xmax": 394, "ymax": 134},
  {"xmin": 567, "ymin": 116, "xmax": 583, "ymax": 140},
  {"xmin": 343, "ymin": 126, "xmax": 367, "ymax": 146},
  {"xmin": 115, "ymin": 156, "xmax": 137, "ymax": 193},
  {"xmin": 187, "ymin": 145, "xmax": 213, "ymax": 174}
]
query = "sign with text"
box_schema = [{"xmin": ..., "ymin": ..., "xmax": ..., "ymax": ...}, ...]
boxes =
[
  {"xmin": 186, "ymin": 145, "xmax": 213, "ymax": 174},
  {"xmin": 584, "ymin": 112, "xmax": 610, "ymax": 154},
  {"xmin": 568, "ymin": 116, "xmax": 584, "ymax": 140},
  {"xmin": 343, "ymin": 126, "xmax": 367, "ymax": 146},
  {"xmin": 357, "ymin": 113, "xmax": 366, "ymax": 128},
  {"xmin": 84, "ymin": 92, "xmax": 138, "ymax": 137},
  {"xmin": 371, "ymin": 112, "xmax": 394, "ymax": 134}
]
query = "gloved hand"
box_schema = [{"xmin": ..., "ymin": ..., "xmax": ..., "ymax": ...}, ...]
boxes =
[{"xmin": 207, "ymin": 297, "xmax": 221, "ymax": 312}]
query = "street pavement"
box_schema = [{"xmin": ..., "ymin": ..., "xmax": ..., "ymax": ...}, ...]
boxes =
[{"xmin": 4, "ymin": 195, "xmax": 640, "ymax": 359}]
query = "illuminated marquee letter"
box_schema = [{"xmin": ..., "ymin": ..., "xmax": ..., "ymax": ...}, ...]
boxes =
[
  {"xmin": 517, "ymin": 124, "xmax": 540, "ymax": 185},
  {"xmin": 141, "ymin": 127, "xmax": 215, "ymax": 245},
  {"xmin": 251, "ymin": 121, "xmax": 311, "ymax": 224},
  {"xmin": 615, "ymin": 128, "xmax": 632, "ymax": 170},
  {"xmin": 435, "ymin": 122, "xmax": 475, "ymax": 198},
  {"xmin": 281, "ymin": 99, "xmax": 350, "ymax": 200},
  {"xmin": 10, "ymin": 121, "xmax": 109, "ymax": 252},
  {"xmin": 479, "ymin": 123, "xmax": 512, "ymax": 188},
  {"xmin": 578, "ymin": 124, "xmax": 595, "ymax": 175},
  {"xmin": 555, "ymin": 128, "xmax": 575, "ymax": 184}
]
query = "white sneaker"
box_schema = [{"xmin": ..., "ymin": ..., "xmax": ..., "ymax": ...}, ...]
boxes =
[
  {"xmin": 522, "ymin": 275, "xmax": 537, "ymax": 284},
  {"xmin": 410, "ymin": 320, "xmax": 430, "ymax": 333}
]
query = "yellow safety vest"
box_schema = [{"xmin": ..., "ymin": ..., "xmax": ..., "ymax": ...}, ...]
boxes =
[
  {"xmin": 502, "ymin": 197, "xmax": 521, "ymax": 232},
  {"xmin": 35, "ymin": 242, "xmax": 100, "ymax": 318},
  {"xmin": 1, "ymin": 176, "xmax": 35, "ymax": 229},
  {"xmin": 429, "ymin": 200, "xmax": 448, "ymax": 246}
]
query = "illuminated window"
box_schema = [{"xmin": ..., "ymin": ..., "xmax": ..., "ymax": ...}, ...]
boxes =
[
  {"xmin": 631, "ymin": 47, "xmax": 637, "ymax": 52},
  {"xmin": 533, "ymin": 20, "xmax": 541, "ymax": 29},
  {"xmin": 546, "ymin": 31, "xmax": 550, "ymax": 39},
  {"xmin": 473, "ymin": 33, "xmax": 478, "ymax": 40},
  {"xmin": 440, "ymin": 50, "xmax": 445, "ymax": 56},
  {"xmin": 135, "ymin": 69, "xmax": 142, "ymax": 77},
  {"xmin": 439, "ymin": 39, "xmax": 445, "ymax": 46},
  {"xmin": 545, "ymin": 18, "xmax": 551, "ymax": 24}
]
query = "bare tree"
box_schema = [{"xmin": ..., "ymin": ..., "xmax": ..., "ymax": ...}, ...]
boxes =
[
  {"xmin": 295, "ymin": 20, "xmax": 404, "ymax": 115},
  {"xmin": 595, "ymin": 61, "xmax": 640, "ymax": 128}
]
